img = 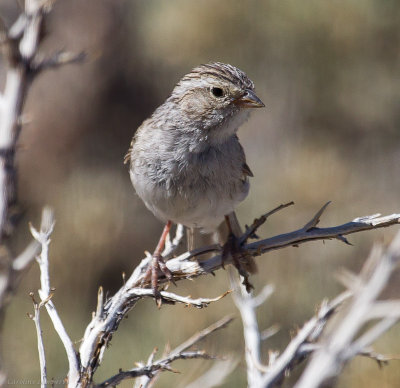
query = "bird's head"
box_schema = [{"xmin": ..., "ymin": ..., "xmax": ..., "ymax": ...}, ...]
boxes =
[{"xmin": 170, "ymin": 62, "xmax": 264, "ymax": 143}]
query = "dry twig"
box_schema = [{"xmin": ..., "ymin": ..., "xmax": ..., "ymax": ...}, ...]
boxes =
[
  {"xmin": 261, "ymin": 291, "xmax": 352, "ymax": 387},
  {"xmin": 94, "ymin": 316, "xmax": 233, "ymax": 388},
  {"xmin": 58, "ymin": 202, "xmax": 399, "ymax": 386},
  {"xmin": 0, "ymin": 1, "xmax": 84, "ymax": 381},
  {"xmin": 27, "ymin": 200, "xmax": 400, "ymax": 387},
  {"xmin": 30, "ymin": 207, "xmax": 80, "ymax": 387},
  {"xmin": 153, "ymin": 203, "xmax": 400, "ymax": 284},
  {"xmin": 28, "ymin": 292, "xmax": 49, "ymax": 388},
  {"xmin": 229, "ymin": 269, "xmax": 274, "ymax": 386},
  {"xmin": 296, "ymin": 231, "xmax": 400, "ymax": 388},
  {"xmin": 28, "ymin": 210, "xmax": 229, "ymax": 388},
  {"xmin": 229, "ymin": 266, "xmax": 352, "ymax": 388},
  {"xmin": 229, "ymin": 230, "xmax": 400, "ymax": 387},
  {"xmin": 183, "ymin": 358, "xmax": 239, "ymax": 388}
]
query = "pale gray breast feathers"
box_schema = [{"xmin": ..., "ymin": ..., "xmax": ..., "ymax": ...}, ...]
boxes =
[{"xmin": 130, "ymin": 126, "xmax": 249, "ymax": 230}]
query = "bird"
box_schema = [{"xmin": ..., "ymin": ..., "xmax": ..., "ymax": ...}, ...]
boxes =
[{"xmin": 125, "ymin": 62, "xmax": 264, "ymax": 300}]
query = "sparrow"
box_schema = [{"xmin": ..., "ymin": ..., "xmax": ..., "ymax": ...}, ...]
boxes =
[{"xmin": 125, "ymin": 62, "xmax": 264, "ymax": 299}]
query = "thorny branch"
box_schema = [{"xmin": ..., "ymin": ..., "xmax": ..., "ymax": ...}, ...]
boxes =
[
  {"xmin": 41, "ymin": 202, "xmax": 398, "ymax": 387},
  {"xmin": 30, "ymin": 209, "xmax": 230, "ymax": 387},
  {"xmin": 96, "ymin": 351, "xmax": 213, "ymax": 387},
  {"xmin": 230, "ymin": 229, "xmax": 400, "ymax": 388},
  {"xmin": 229, "ymin": 265, "xmax": 353, "ymax": 388},
  {"xmin": 29, "ymin": 204, "xmax": 400, "ymax": 387},
  {"xmin": 261, "ymin": 291, "xmax": 353, "ymax": 388},
  {"xmin": 295, "ymin": 230, "xmax": 400, "ymax": 388},
  {"xmin": 71, "ymin": 201, "xmax": 399, "ymax": 386},
  {"xmin": 95, "ymin": 316, "xmax": 233, "ymax": 388},
  {"xmin": 147, "ymin": 202, "xmax": 400, "ymax": 285}
]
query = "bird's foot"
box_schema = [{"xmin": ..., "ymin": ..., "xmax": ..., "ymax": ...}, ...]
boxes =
[
  {"xmin": 222, "ymin": 233, "xmax": 255, "ymax": 293},
  {"xmin": 142, "ymin": 252, "xmax": 175, "ymax": 308}
]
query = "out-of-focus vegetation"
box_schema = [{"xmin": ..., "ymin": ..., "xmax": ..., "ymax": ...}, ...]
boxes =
[{"xmin": 1, "ymin": 1, "xmax": 399, "ymax": 387}]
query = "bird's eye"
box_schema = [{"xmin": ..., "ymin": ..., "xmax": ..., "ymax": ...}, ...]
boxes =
[{"xmin": 211, "ymin": 87, "xmax": 224, "ymax": 98}]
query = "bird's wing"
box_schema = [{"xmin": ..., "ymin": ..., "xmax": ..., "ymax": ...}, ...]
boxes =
[{"xmin": 236, "ymin": 138, "xmax": 254, "ymax": 178}]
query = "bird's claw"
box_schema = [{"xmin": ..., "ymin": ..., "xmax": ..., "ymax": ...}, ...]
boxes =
[{"xmin": 141, "ymin": 253, "xmax": 175, "ymax": 307}]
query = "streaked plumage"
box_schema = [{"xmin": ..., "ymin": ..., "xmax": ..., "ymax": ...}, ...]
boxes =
[{"xmin": 126, "ymin": 62, "xmax": 263, "ymax": 232}]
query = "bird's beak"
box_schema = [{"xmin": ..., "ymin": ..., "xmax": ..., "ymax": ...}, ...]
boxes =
[{"xmin": 237, "ymin": 89, "xmax": 265, "ymax": 108}]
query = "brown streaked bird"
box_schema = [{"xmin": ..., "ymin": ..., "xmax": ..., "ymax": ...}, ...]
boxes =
[{"xmin": 125, "ymin": 62, "xmax": 264, "ymax": 301}]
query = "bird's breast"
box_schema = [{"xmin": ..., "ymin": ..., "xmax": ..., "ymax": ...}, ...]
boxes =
[{"xmin": 130, "ymin": 134, "xmax": 249, "ymax": 231}]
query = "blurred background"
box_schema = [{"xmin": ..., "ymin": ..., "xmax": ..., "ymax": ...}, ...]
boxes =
[{"xmin": 1, "ymin": 0, "xmax": 400, "ymax": 386}]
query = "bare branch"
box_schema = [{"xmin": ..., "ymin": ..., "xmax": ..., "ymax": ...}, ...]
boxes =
[
  {"xmin": 0, "ymin": 0, "xmax": 86, "ymax": 350},
  {"xmin": 229, "ymin": 268, "xmax": 274, "ymax": 387},
  {"xmin": 303, "ymin": 201, "xmax": 331, "ymax": 231},
  {"xmin": 261, "ymin": 291, "xmax": 352, "ymax": 387},
  {"xmin": 0, "ymin": 0, "xmax": 44, "ymax": 240},
  {"xmin": 0, "ymin": 239, "xmax": 41, "ymax": 314},
  {"xmin": 76, "ymin": 203, "xmax": 399, "ymax": 385},
  {"xmin": 133, "ymin": 348, "xmax": 159, "ymax": 388},
  {"xmin": 367, "ymin": 300, "xmax": 400, "ymax": 320},
  {"xmin": 0, "ymin": 0, "xmax": 84, "ymax": 240},
  {"xmin": 295, "ymin": 231, "xmax": 400, "ymax": 388},
  {"xmin": 0, "ymin": 0, "xmax": 87, "ymax": 380},
  {"xmin": 240, "ymin": 201, "xmax": 294, "ymax": 244},
  {"xmin": 343, "ymin": 317, "xmax": 398, "ymax": 361},
  {"xmin": 125, "ymin": 288, "xmax": 231, "ymax": 308},
  {"xmin": 229, "ymin": 267, "xmax": 353, "ymax": 388},
  {"xmin": 94, "ymin": 316, "xmax": 233, "ymax": 388},
  {"xmin": 260, "ymin": 325, "xmax": 280, "ymax": 341},
  {"xmin": 170, "ymin": 315, "xmax": 233, "ymax": 356},
  {"xmin": 7, "ymin": 14, "xmax": 28, "ymax": 41},
  {"xmin": 21, "ymin": 204, "xmax": 400, "ymax": 388},
  {"xmin": 184, "ymin": 359, "xmax": 239, "ymax": 388},
  {"xmin": 95, "ymin": 286, "xmax": 104, "ymax": 320},
  {"xmin": 358, "ymin": 348, "xmax": 400, "ymax": 366},
  {"xmin": 96, "ymin": 351, "xmax": 213, "ymax": 387},
  {"xmin": 250, "ymin": 284, "xmax": 275, "ymax": 308},
  {"xmin": 78, "ymin": 271, "xmax": 231, "ymax": 384},
  {"xmin": 12, "ymin": 239, "xmax": 41, "ymax": 271},
  {"xmin": 31, "ymin": 50, "xmax": 86, "ymax": 74},
  {"xmin": 247, "ymin": 211, "xmax": 400, "ymax": 256},
  {"xmin": 157, "ymin": 207, "xmax": 400, "ymax": 284},
  {"xmin": 30, "ymin": 208, "xmax": 80, "ymax": 387},
  {"xmin": 28, "ymin": 292, "xmax": 47, "ymax": 388},
  {"xmin": 88, "ymin": 211, "xmax": 399, "ymax": 388}
]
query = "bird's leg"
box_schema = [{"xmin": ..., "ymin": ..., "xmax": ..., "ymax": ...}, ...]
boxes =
[
  {"xmin": 222, "ymin": 214, "xmax": 256, "ymax": 292},
  {"xmin": 142, "ymin": 220, "xmax": 174, "ymax": 305}
]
